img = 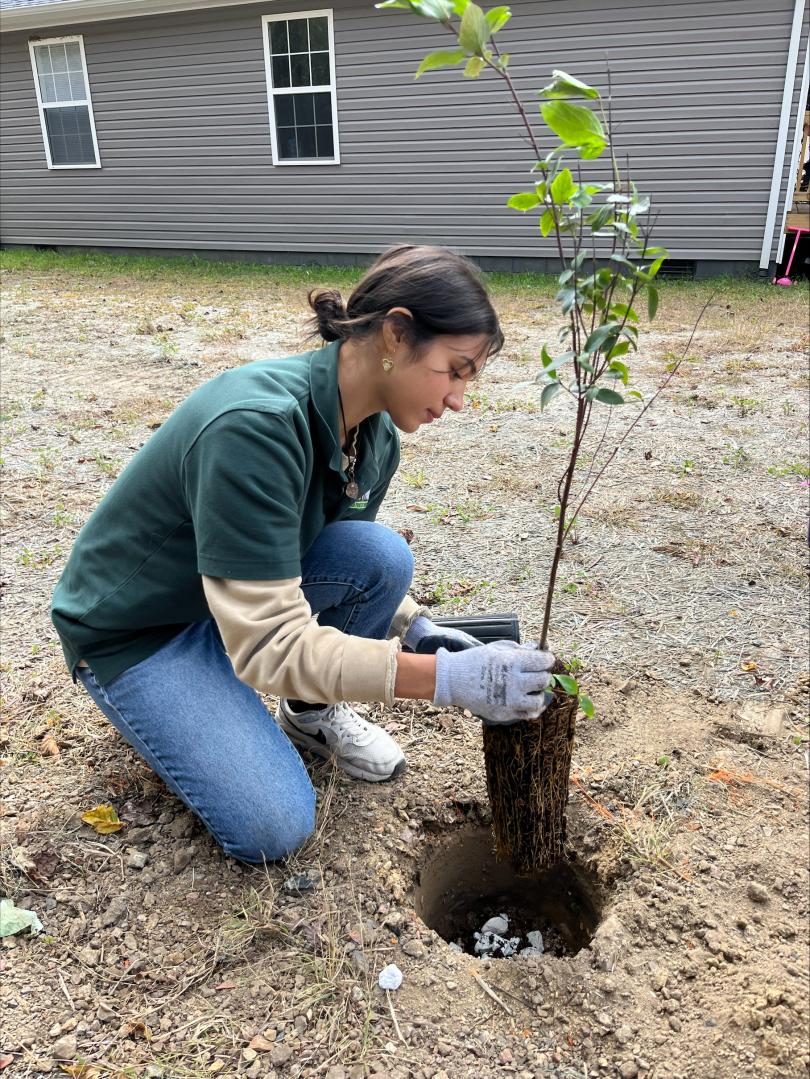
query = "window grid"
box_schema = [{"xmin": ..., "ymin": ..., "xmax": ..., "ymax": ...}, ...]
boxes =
[
  {"xmin": 262, "ymin": 10, "xmax": 340, "ymax": 166},
  {"xmin": 28, "ymin": 36, "xmax": 100, "ymax": 169}
]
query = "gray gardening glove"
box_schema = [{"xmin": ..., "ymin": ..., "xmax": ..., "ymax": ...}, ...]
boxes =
[
  {"xmin": 403, "ymin": 614, "xmax": 481, "ymax": 655},
  {"xmin": 433, "ymin": 640, "xmax": 555, "ymax": 725}
]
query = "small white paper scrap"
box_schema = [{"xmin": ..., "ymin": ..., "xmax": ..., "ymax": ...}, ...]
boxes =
[{"xmin": 378, "ymin": 963, "xmax": 403, "ymax": 991}]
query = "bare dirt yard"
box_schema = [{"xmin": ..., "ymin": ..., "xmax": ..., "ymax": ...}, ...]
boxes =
[{"xmin": 1, "ymin": 253, "xmax": 808, "ymax": 1079}]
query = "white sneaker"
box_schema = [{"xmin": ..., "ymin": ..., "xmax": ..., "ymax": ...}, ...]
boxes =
[{"xmin": 276, "ymin": 699, "xmax": 406, "ymax": 783}]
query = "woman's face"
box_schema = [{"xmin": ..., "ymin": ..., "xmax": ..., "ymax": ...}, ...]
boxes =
[{"xmin": 384, "ymin": 332, "xmax": 491, "ymax": 434}]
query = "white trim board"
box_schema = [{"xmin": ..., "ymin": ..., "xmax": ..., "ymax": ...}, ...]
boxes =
[{"xmin": 1, "ymin": 0, "xmax": 275, "ymax": 32}]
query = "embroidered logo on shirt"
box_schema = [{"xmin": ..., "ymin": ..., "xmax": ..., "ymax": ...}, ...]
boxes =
[{"xmin": 349, "ymin": 489, "xmax": 371, "ymax": 511}]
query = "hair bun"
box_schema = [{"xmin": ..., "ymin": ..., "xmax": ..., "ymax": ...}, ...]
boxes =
[{"xmin": 308, "ymin": 288, "xmax": 347, "ymax": 342}]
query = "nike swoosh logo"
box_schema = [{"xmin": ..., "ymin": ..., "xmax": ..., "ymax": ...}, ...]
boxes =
[{"xmin": 287, "ymin": 718, "xmax": 329, "ymax": 746}]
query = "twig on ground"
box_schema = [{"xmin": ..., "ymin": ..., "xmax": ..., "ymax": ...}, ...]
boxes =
[
  {"xmin": 57, "ymin": 968, "xmax": 75, "ymax": 1010},
  {"xmin": 469, "ymin": 967, "xmax": 513, "ymax": 1015},
  {"xmin": 386, "ymin": 988, "xmax": 407, "ymax": 1043}
]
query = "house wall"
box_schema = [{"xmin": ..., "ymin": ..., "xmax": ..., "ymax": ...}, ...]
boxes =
[{"xmin": 0, "ymin": 0, "xmax": 805, "ymax": 270}]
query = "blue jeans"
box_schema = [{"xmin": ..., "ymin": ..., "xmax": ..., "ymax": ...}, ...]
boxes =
[{"xmin": 77, "ymin": 521, "xmax": 413, "ymax": 864}]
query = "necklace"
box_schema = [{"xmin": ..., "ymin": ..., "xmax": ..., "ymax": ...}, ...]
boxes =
[{"xmin": 336, "ymin": 385, "xmax": 360, "ymax": 499}]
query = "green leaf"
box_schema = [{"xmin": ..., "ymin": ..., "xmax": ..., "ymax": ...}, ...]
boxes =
[
  {"xmin": 540, "ymin": 381, "xmax": 562, "ymax": 411},
  {"xmin": 540, "ymin": 101, "xmax": 606, "ymax": 158},
  {"xmin": 507, "ymin": 191, "xmax": 540, "ymax": 211},
  {"xmin": 539, "ymin": 207, "xmax": 555, "ymax": 236},
  {"xmin": 375, "ymin": 0, "xmax": 416, "ymax": 8},
  {"xmin": 450, "ymin": 0, "xmax": 470, "ymax": 11},
  {"xmin": 410, "ymin": 0, "xmax": 456, "ymax": 17},
  {"xmin": 539, "ymin": 69, "xmax": 599, "ymax": 100},
  {"xmin": 645, "ymin": 254, "xmax": 666, "ymax": 279},
  {"xmin": 485, "ymin": 5, "xmax": 511, "ymax": 32},
  {"xmin": 607, "ymin": 359, "xmax": 629, "ymax": 384},
  {"xmin": 606, "ymin": 340, "xmax": 631, "ymax": 360},
  {"xmin": 555, "ymin": 286, "xmax": 577, "ymax": 313},
  {"xmin": 593, "ymin": 387, "xmax": 625, "ymax": 405},
  {"xmin": 554, "ymin": 673, "xmax": 579, "ymax": 695},
  {"xmin": 611, "ymin": 302, "xmax": 638, "ymax": 323},
  {"xmin": 610, "ymin": 253, "xmax": 638, "ymax": 273},
  {"xmin": 647, "ymin": 285, "xmax": 659, "ymax": 321},
  {"xmin": 550, "ymin": 167, "xmax": 575, "ymax": 205},
  {"xmin": 541, "ymin": 349, "xmax": 575, "ymax": 377},
  {"xmin": 458, "ymin": 2, "xmax": 489, "ymax": 53},
  {"xmin": 588, "ymin": 204, "xmax": 613, "ymax": 231},
  {"xmin": 497, "ymin": 52, "xmax": 510, "ymax": 69},
  {"xmin": 415, "ymin": 48, "xmax": 467, "ymax": 77},
  {"xmin": 464, "ymin": 55, "xmax": 485, "ymax": 77},
  {"xmin": 627, "ymin": 389, "xmax": 644, "ymax": 401},
  {"xmin": 579, "ymin": 694, "xmax": 595, "ymax": 718},
  {"xmin": 583, "ymin": 323, "xmax": 621, "ymax": 354}
]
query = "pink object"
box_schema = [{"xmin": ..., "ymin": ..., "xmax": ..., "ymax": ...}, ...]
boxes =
[{"xmin": 774, "ymin": 226, "xmax": 809, "ymax": 285}]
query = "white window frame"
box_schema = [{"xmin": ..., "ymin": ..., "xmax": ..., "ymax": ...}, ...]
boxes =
[
  {"xmin": 28, "ymin": 34, "xmax": 101, "ymax": 170},
  {"xmin": 261, "ymin": 10, "xmax": 340, "ymax": 167}
]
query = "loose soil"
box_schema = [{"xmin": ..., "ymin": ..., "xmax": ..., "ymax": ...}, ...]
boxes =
[{"xmin": 1, "ymin": 259, "xmax": 808, "ymax": 1079}]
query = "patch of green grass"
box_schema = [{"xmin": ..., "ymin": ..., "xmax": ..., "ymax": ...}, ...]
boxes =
[
  {"xmin": 93, "ymin": 451, "xmax": 121, "ymax": 477},
  {"xmin": 17, "ymin": 544, "xmax": 63, "ymax": 568},
  {"xmin": 427, "ymin": 498, "xmax": 492, "ymax": 525},
  {"xmin": 767, "ymin": 459, "xmax": 810, "ymax": 479},
  {"xmin": 400, "ymin": 468, "xmax": 427, "ymax": 489},
  {"xmin": 419, "ymin": 576, "xmax": 494, "ymax": 608},
  {"xmin": 722, "ymin": 444, "xmax": 752, "ymax": 469},
  {"xmin": 729, "ymin": 396, "xmax": 761, "ymax": 417}
]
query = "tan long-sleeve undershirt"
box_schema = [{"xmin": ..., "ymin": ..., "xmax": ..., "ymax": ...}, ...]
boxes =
[{"xmin": 203, "ymin": 576, "xmax": 423, "ymax": 705}]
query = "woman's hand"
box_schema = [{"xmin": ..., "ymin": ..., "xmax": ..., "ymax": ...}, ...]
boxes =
[
  {"xmin": 403, "ymin": 614, "xmax": 480, "ymax": 654},
  {"xmin": 433, "ymin": 641, "xmax": 555, "ymax": 725}
]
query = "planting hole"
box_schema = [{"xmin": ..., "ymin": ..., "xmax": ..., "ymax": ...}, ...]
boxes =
[{"xmin": 414, "ymin": 824, "xmax": 602, "ymax": 958}]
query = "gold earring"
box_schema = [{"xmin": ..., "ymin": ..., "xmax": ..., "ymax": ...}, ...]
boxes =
[{"xmin": 381, "ymin": 357, "xmax": 394, "ymax": 372}]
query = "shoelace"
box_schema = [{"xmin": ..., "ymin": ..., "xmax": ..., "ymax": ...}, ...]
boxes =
[{"xmin": 330, "ymin": 699, "xmax": 371, "ymax": 733}]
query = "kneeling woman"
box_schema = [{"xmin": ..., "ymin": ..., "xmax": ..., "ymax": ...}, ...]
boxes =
[{"xmin": 51, "ymin": 244, "xmax": 554, "ymax": 864}]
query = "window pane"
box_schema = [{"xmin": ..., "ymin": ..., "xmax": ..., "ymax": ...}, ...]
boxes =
[
  {"xmin": 277, "ymin": 126, "xmax": 297, "ymax": 159},
  {"xmin": 269, "ymin": 20, "xmax": 288, "ymax": 55},
  {"xmin": 34, "ymin": 47, "xmax": 53, "ymax": 75},
  {"xmin": 290, "ymin": 53, "xmax": 310, "ymax": 87},
  {"xmin": 294, "ymin": 93, "xmax": 314, "ymax": 125},
  {"xmin": 39, "ymin": 73, "xmax": 58, "ymax": 103},
  {"xmin": 297, "ymin": 126, "xmax": 316, "ymax": 158},
  {"xmin": 51, "ymin": 45, "xmax": 68, "ymax": 73},
  {"xmin": 272, "ymin": 54, "xmax": 290, "ymax": 88},
  {"xmin": 44, "ymin": 105, "xmax": 95, "ymax": 165},
  {"xmin": 310, "ymin": 52, "xmax": 330, "ymax": 85},
  {"xmin": 313, "ymin": 92, "xmax": 331, "ymax": 124},
  {"xmin": 274, "ymin": 95, "xmax": 294, "ymax": 127},
  {"xmin": 65, "ymin": 42, "xmax": 82, "ymax": 69},
  {"xmin": 288, "ymin": 18, "xmax": 308, "ymax": 52},
  {"xmin": 316, "ymin": 125, "xmax": 334, "ymax": 158},
  {"xmin": 52, "ymin": 73, "xmax": 72, "ymax": 101},
  {"xmin": 309, "ymin": 17, "xmax": 328, "ymax": 50},
  {"xmin": 68, "ymin": 71, "xmax": 86, "ymax": 100}
]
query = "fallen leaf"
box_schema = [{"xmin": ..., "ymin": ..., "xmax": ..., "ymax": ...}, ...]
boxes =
[
  {"xmin": 214, "ymin": 981, "xmax": 236, "ymax": 990},
  {"xmin": 59, "ymin": 1066, "xmax": 101, "ymax": 1079},
  {"xmin": 0, "ymin": 897, "xmax": 43, "ymax": 937},
  {"xmin": 40, "ymin": 732, "xmax": 60, "ymax": 757},
  {"xmin": 405, "ymin": 504, "xmax": 428, "ymax": 513},
  {"xmin": 209, "ymin": 1061, "xmax": 225, "ymax": 1073},
  {"xmin": 0, "ymin": 1054, "xmax": 14, "ymax": 1071},
  {"xmin": 248, "ymin": 1034, "xmax": 276, "ymax": 1052},
  {"xmin": 81, "ymin": 804, "xmax": 124, "ymax": 834},
  {"xmin": 120, "ymin": 1020, "xmax": 151, "ymax": 1041},
  {"xmin": 740, "ymin": 661, "xmax": 758, "ymax": 672}
]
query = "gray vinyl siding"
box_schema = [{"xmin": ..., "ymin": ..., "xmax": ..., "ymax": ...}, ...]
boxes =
[{"xmin": 0, "ymin": 0, "xmax": 804, "ymax": 267}]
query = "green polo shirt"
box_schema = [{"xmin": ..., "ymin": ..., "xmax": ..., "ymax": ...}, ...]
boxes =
[{"xmin": 51, "ymin": 341, "xmax": 400, "ymax": 685}]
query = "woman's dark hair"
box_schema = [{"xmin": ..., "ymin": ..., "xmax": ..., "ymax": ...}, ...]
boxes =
[{"xmin": 307, "ymin": 244, "xmax": 504, "ymax": 360}]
